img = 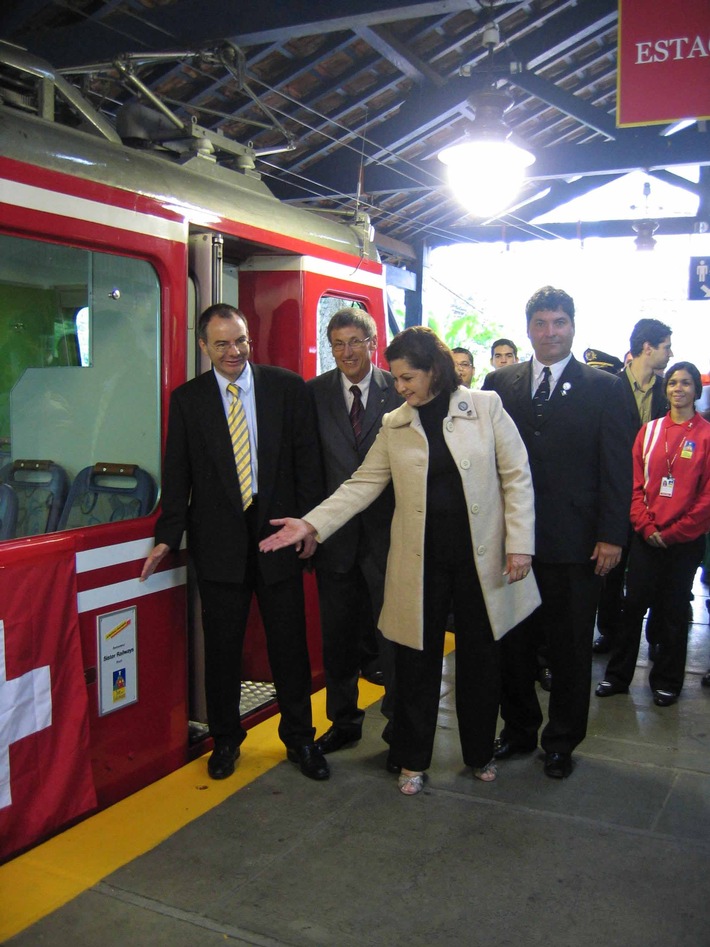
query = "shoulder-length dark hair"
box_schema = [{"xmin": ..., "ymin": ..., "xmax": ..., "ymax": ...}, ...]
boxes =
[
  {"xmin": 384, "ymin": 326, "xmax": 459, "ymax": 395},
  {"xmin": 664, "ymin": 361, "xmax": 703, "ymax": 400}
]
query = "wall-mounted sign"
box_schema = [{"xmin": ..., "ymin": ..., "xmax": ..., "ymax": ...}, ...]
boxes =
[
  {"xmin": 97, "ymin": 606, "xmax": 137, "ymax": 715},
  {"xmin": 618, "ymin": 0, "xmax": 710, "ymax": 127},
  {"xmin": 689, "ymin": 257, "xmax": 710, "ymax": 301}
]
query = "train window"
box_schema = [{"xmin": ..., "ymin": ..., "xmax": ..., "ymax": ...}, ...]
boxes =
[
  {"xmin": 316, "ymin": 297, "xmax": 368, "ymax": 375},
  {"xmin": 0, "ymin": 234, "xmax": 160, "ymax": 538}
]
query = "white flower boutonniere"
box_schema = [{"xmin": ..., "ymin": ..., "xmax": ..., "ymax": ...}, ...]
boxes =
[{"xmin": 561, "ymin": 382, "xmax": 572, "ymax": 396}]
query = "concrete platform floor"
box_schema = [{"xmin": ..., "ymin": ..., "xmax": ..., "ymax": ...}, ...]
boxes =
[{"xmin": 3, "ymin": 577, "xmax": 710, "ymax": 946}]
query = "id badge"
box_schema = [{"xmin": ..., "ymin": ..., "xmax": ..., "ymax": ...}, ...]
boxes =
[{"xmin": 660, "ymin": 477, "xmax": 675, "ymax": 497}]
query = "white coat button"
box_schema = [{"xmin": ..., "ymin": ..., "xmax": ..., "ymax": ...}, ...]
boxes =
[
  {"xmin": 471, "ymin": 504, "xmax": 480, "ymax": 514},
  {"xmin": 477, "ymin": 545, "xmax": 486, "ymax": 555},
  {"xmin": 446, "ymin": 421, "xmax": 454, "ymax": 432},
  {"xmin": 460, "ymin": 458, "xmax": 470, "ymax": 469}
]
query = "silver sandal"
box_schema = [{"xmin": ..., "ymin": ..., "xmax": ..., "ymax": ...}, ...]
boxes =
[
  {"xmin": 398, "ymin": 772, "xmax": 425, "ymax": 795},
  {"xmin": 472, "ymin": 761, "xmax": 497, "ymax": 782}
]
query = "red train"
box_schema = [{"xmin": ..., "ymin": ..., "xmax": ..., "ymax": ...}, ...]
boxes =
[{"xmin": 0, "ymin": 40, "xmax": 387, "ymax": 861}]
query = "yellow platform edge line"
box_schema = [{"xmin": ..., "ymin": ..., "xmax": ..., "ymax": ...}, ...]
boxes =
[{"xmin": 0, "ymin": 634, "xmax": 454, "ymax": 940}]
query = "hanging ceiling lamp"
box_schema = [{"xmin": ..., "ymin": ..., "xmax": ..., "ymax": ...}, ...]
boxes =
[
  {"xmin": 632, "ymin": 218, "xmax": 659, "ymax": 250},
  {"xmin": 438, "ymin": 13, "xmax": 535, "ymax": 218},
  {"xmin": 438, "ymin": 88, "xmax": 534, "ymax": 218},
  {"xmin": 631, "ymin": 181, "xmax": 659, "ymax": 250}
]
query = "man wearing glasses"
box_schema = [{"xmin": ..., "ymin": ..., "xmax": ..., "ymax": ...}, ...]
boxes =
[
  {"xmin": 309, "ymin": 308, "xmax": 401, "ymax": 759},
  {"xmin": 141, "ymin": 304, "xmax": 329, "ymax": 782}
]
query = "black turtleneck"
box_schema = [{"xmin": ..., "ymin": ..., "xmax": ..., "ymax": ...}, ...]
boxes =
[{"xmin": 416, "ymin": 389, "xmax": 470, "ymax": 556}]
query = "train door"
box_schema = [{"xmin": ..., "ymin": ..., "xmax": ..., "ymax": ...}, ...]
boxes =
[{"xmin": 185, "ymin": 231, "xmax": 285, "ymax": 741}]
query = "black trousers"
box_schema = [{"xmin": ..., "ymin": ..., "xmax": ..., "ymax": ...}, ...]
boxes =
[
  {"xmin": 316, "ymin": 555, "xmax": 395, "ymax": 733},
  {"xmin": 596, "ymin": 542, "xmax": 629, "ymax": 643},
  {"xmin": 604, "ymin": 533, "xmax": 704, "ymax": 695},
  {"xmin": 500, "ymin": 561, "xmax": 601, "ymax": 756},
  {"xmin": 597, "ymin": 538, "xmax": 662, "ymax": 648},
  {"xmin": 389, "ymin": 538, "xmax": 500, "ymax": 772},
  {"xmin": 197, "ymin": 506, "xmax": 315, "ymax": 751}
]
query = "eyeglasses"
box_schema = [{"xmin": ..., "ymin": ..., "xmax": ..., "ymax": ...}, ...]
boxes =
[
  {"xmin": 210, "ymin": 337, "xmax": 252, "ymax": 352},
  {"xmin": 330, "ymin": 337, "xmax": 371, "ymax": 353}
]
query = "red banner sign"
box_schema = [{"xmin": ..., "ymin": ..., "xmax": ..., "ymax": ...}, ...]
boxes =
[
  {"xmin": 0, "ymin": 541, "xmax": 96, "ymax": 862},
  {"xmin": 618, "ymin": 0, "xmax": 710, "ymax": 126}
]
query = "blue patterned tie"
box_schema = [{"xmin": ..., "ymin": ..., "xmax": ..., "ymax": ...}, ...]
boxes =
[{"xmin": 532, "ymin": 367, "xmax": 551, "ymax": 423}]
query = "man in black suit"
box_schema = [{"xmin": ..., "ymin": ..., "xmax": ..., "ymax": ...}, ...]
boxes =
[
  {"xmin": 593, "ymin": 318, "xmax": 671, "ymax": 655},
  {"xmin": 309, "ymin": 308, "xmax": 401, "ymax": 755},
  {"xmin": 141, "ymin": 304, "xmax": 329, "ymax": 782},
  {"xmin": 482, "ymin": 286, "xmax": 633, "ymax": 778}
]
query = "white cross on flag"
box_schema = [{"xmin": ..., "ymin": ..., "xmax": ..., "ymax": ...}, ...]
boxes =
[{"xmin": 0, "ymin": 542, "xmax": 96, "ymax": 862}]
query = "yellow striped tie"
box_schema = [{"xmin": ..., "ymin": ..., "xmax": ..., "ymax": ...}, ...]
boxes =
[{"xmin": 227, "ymin": 383, "xmax": 253, "ymax": 510}]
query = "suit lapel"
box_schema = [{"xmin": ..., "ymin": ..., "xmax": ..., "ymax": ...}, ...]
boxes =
[
  {"xmin": 325, "ymin": 370, "xmax": 357, "ymax": 446},
  {"xmin": 360, "ymin": 367, "xmax": 391, "ymax": 443},
  {"xmin": 252, "ymin": 364, "xmax": 279, "ymax": 518},
  {"xmin": 199, "ymin": 371, "xmax": 244, "ymax": 512},
  {"xmin": 547, "ymin": 356, "xmax": 582, "ymax": 414},
  {"xmin": 513, "ymin": 361, "xmax": 536, "ymax": 425}
]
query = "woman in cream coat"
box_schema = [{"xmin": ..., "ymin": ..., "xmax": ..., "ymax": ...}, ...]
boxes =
[{"xmin": 261, "ymin": 327, "xmax": 540, "ymax": 794}]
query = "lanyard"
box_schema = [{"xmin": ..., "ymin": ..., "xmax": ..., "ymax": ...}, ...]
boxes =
[{"xmin": 663, "ymin": 421, "xmax": 692, "ymax": 478}]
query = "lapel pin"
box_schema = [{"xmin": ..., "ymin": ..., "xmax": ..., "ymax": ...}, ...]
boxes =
[
  {"xmin": 561, "ymin": 382, "xmax": 572, "ymax": 396},
  {"xmin": 458, "ymin": 401, "xmax": 467, "ymax": 411}
]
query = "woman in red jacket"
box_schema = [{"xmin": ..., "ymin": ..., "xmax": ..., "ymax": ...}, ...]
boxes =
[{"xmin": 596, "ymin": 362, "xmax": 710, "ymax": 706}]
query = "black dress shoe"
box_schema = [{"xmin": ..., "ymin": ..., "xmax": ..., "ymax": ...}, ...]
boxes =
[
  {"xmin": 315, "ymin": 725, "xmax": 361, "ymax": 754},
  {"xmin": 537, "ymin": 667, "xmax": 552, "ymax": 692},
  {"xmin": 287, "ymin": 744, "xmax": 330, "ymax": 780},
  {"xmin": 592, "ymin": 634, "xmax": 612, "ymax": 654},
  {"xmin": 652, "ymin": 689, "xmax": 678, "ymax": 707},
  {"xmin": 189, "ymin": 720, "xmax": 211, "ymax": 746},
  {"xmin": 701, "ymin": 670, "xmax": 710, "ymax": 688},
  {"xmin": 361, "ymin": 669, "xmax": 385, "ymax": 686},
  {"xmin": 207, "ymin": 744, "xmax": 240, "ymax": 780},
  {"xmin": 544, "ymin": 751, "xmax": 572, "ymax": 779},
  {"xmin": 595, "ymin": 680, "xmax": 629, "ymax": 698},
  {"xmin": 493, "ymin": 737, "xmax": 536, "ymax": 760}
]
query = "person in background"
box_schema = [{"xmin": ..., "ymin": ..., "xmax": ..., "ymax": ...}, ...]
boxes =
[
  {"xmin": 583, "ymin": 348, "xmax": 623, "ymax": 375},
  {"xmin": 141, "ymin": 304, "xmax": 329, "ymax": 782},
  {"xmin": 452, "ymin": 347, "xmax": 474, "ymax": 388},
  {"xmin": 490, "ymin": 338, "xmax": 519, "ymax": 369},
  {"xmin": 260, "ymin": 326, "xmax": 540, "ymax": 795},
  {"xmin": 592, "ymin": 319, "xmax": 672, "ymax": 656},
  {"xmin": 596, "ymin": 362, "xmax": 710, "ymax": 707},
  {"xmin": 482, "ymin": 286, "xmax": 632, "ymax": 779},
  {"xmin": 308, "ymin": 307, "xmax": 401, "ymax": 757}
]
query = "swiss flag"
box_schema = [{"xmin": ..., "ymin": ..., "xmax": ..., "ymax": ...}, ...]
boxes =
[{"xmin": 0, "ymin": 540, "xmax": 96, "ymax": 862}]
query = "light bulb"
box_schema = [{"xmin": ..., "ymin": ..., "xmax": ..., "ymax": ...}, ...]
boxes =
[{"xmin": 439, "ymin": 139, "xmax": 534, "ymax": 217}]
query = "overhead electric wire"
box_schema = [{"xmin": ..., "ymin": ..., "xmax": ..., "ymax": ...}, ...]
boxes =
[{"xmin": 58, "ymin": 11, "xmax": 571, "ymax": 251}]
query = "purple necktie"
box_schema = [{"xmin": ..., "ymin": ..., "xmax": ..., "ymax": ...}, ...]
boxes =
[{"xmin": 349, "ymin": 385, "xmax": 363, "ymax": 442}]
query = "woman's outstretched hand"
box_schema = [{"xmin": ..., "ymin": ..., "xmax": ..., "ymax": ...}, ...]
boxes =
[{"xmin": 259, "ymin": 517, "xmax": 317, "ymax": 556}]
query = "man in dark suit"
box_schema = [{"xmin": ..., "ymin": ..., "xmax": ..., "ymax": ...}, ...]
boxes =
[
  {"xmin": 482, "ymin": 286, "xmax": 633, "ymax": 778},
  {"xmin": 309, "ymin": 308, "xmax": 402, "ymax": 755},
  {"xmin": 141, "ymin": 304, "xmax": 329, "ymax": 782},
  {"xmin": 593, "ymin": 318, "xmax": 671, "ymax": 655}
]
